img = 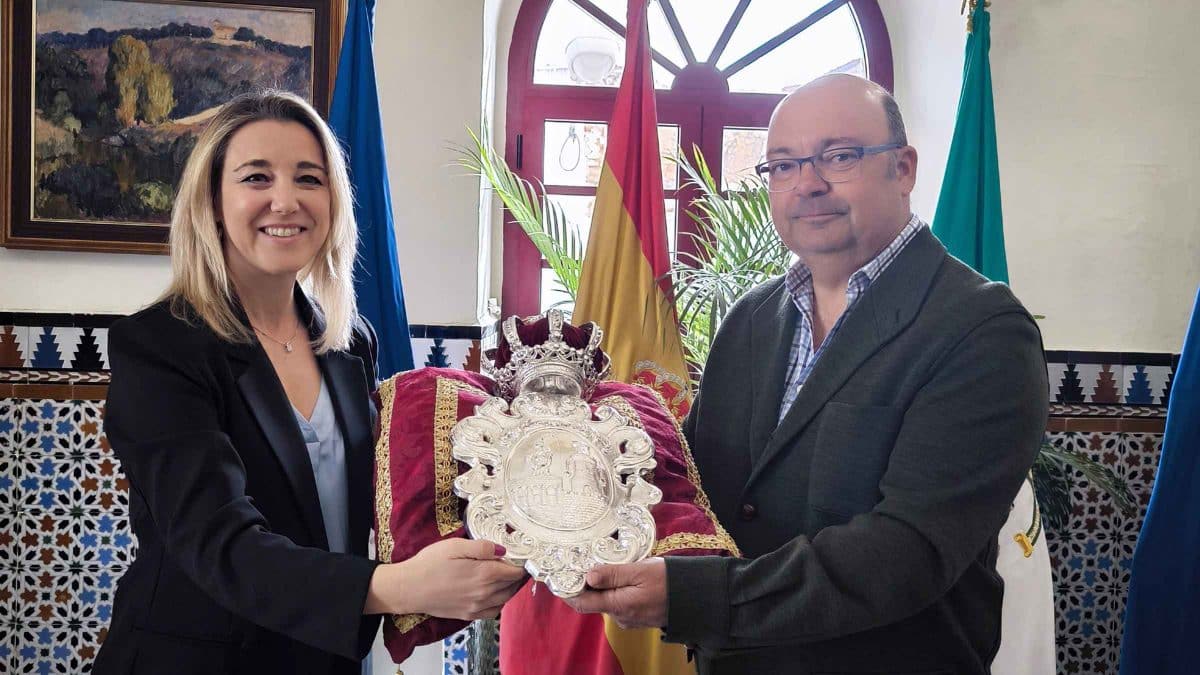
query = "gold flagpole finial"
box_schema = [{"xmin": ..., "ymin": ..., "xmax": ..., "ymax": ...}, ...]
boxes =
[{"xmin": 962, "ymin": 0, "xmax": 992, "ymax": 33}]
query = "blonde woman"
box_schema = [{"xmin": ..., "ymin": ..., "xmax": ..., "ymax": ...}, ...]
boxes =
[{"xmin": 93, "ymin": 91, "xmax": 525, "ymax": 675}]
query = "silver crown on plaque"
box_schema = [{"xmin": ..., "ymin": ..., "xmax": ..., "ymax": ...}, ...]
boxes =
[
  {"xmin": 484, "ymin": 309, "xmax": 611, "ymax": 401},
  {"xmin": 454, "ymin": 310, "xmax": 660, "ymax": 598}
]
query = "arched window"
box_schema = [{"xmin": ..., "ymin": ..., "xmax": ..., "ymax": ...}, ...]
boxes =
[{"xmin": 503, "ymin": 0, "xmax": 892, "ymax": 316}]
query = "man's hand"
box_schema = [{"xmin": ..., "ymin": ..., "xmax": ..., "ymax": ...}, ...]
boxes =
[{"xmin": 562, "ymin": 557, "xmax": 668, "ymax": 629}]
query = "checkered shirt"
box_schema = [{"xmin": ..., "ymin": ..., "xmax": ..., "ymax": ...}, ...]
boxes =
[{"xmin": 777, "ymin": 213, "xmax": 927, "ymax": 422}]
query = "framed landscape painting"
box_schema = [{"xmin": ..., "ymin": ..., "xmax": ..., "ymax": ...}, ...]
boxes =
[{"xmin": 0, "ymin": 0, "xmax": 346, "ymax": 253}]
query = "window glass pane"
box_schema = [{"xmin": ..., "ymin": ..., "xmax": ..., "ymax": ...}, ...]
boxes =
[
  {"xmin": 572, "ymin": 0, "xmax": 686, "ymax": 67},
  {"xmin": 534, "ymin": 0, "xmax": 676, "ymax": 89},
  {"xmin": 651, "ymin": 63, "xmax": 677, "ymax": 90},
  {"xmin": 535, "ymin": 0, "xmax": 623, "ymax": 87},
  {"xmin": 542, "ymin": 194, "xmax": 676, "ymax": 259},
  {"xmin": 717, "ymin": 0, "xmax": 832, "ymax": 70},
  {"xmin": 588, "ymin": 0, "xmax": 626, "ymax": 24},
  {"xmin": 538, "ymin": 196, "xmax": 677, "ymax": 313},
  {"xmin": 719, "ymin": 3, "xmax": 864, "ymax": 95},
  {"xmin": 647, "ymin": 1, "xmax": 687, "ymax": 68},
  {"xmin": 545, "ymin": 194, "xmax": 595, "ymax": 258},
  {"xmin": 544, "ymin": 121, "xmax": 607, "ymax": 187},
  {"xmin": 544, "ymin": 121, "xmax": 681, "ymax": 189},
  {"xmin": 670, "ymin": 0, "xmax": 742, "ymax": 64},
  {"xmin": 722, "ymin": 127, "xmax": 767, "ymax": 190},
  {"xmin": 659, "ymin": 124, "xmax": 680, "ymax": 190},
  {"xmin": 540, "ymin": 267, "xmax": 575, "ymax": 316},
  {"xmin": 666, "ymin": 198, "xmax": 678, "ymax": 259}
]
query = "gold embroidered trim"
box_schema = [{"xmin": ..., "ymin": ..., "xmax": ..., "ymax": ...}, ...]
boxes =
[
  {"xmin": 434, "ymin": 377, "xmax": 490, "ymax": 535},
  {"xmin": 373, "ymin": 375, "xmax": 401, "ymax": 564},
  {"xmin": 392, "ymin": 612, "xmax": 431, "ymax": 634},
  {"xmin": 653, "ymin": 532, "xmax": 741, "ymax": 556},
  {"xmin": 600, "ymin": 388, "xmax": 741, "ymax": 558},
  {"xmin": 375, "ymin": 374, "xmax": 434, "ymax": 636}
]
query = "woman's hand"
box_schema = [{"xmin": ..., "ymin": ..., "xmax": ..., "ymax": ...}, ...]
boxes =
[{"xmin": 365, "ymin": 539, "xmax": 527, "ymax": 619}]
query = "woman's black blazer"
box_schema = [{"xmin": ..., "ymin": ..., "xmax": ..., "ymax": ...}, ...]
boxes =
[{"xmin": 93, "ymin": 292, "xmax": 382, "ymax": 675}]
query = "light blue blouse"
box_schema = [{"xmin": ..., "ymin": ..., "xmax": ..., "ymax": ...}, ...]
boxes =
[
  {"xmin": 292, "ymin": 380, "xmax": 372, "ymax": 672},
  {"xmin": 291, "ymin": 379, "xmax": 349, "ymax": 554}
]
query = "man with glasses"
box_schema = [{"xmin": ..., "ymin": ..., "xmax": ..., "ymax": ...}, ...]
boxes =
[{"xmin": 565, "ymin": 74, "xmax": 1048, "ymax": 674}]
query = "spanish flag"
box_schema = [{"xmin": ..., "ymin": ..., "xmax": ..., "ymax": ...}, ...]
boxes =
[
  {"xmin": 573, "ymin": 0, "xmax": 692, "ymax": 422},
  {"xmin": 560, "ymin": 1, "xmax": 695, "ymax": 673}
]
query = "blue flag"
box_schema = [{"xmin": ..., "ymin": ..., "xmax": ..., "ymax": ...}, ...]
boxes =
[
  {"xmin": 1120, "ymin": 286, "xmax": 1200, "ymax": 674},
  {"xmin": 329, "ymin": 0, "xmax": 414, "ymax": 377}
]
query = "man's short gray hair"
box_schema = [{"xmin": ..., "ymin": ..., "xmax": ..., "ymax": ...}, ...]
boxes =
[{"xmin": 882, "ymin": 92, "xmax": 907, "ymax": 146}]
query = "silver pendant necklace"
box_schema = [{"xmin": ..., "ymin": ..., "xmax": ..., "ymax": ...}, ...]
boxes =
[{"xmin": 252, "ymin": 321, "xmax": 300, "ymax": 354}]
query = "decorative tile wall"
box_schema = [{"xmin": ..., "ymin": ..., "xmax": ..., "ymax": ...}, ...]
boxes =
[
  {"xmin": 1041, "ymin": 346, "xmax": 1168, "ymax": 675},
  {"xmin": 0, "ymin": 397, "xmax": 127, "ymax": 674},
  {"xmin": 0, "ymin": 316, "xmax": 1175, "ymax": 674}
]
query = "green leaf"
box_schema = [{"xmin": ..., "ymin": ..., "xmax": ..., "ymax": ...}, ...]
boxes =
[
  {"xmin": 1032, "ymin": 438, "xmax": 1138, "ymax": 532},
  {"xmin": 454, "ymin": 125, "xmax": 584, "ymax": 301},
  {"xmin": 670, "ymin": 146, "xmax": 791, "ymax": 380}
]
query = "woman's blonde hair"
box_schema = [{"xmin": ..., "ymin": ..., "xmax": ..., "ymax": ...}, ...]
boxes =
[{"xmin": 164, "ymin": 89, "xmax": 358, "ymax": 353}]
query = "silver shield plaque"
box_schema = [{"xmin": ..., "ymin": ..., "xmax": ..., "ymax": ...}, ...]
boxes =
[{"xmin": 451, "ymin": 391, "xmax": 662, "ymax": 598}]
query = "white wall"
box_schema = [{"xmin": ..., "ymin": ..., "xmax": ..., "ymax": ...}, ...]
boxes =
[
  {"xmin": 877, "ymin": 0, "xmax": 965, "ymax": 226},
  {"xmin": 0, "ymin": 248, "xmax": 171, "ymax": 313},
  {"xmin": 374, "ymin": 0, "xmax": 487, "ymax": 327},
  {"xmin": 987, "ymin": 0, "xmax": 1200, "ymax": 351},
  {"xmin": 483, "ymin": 0, "xmax": 523, "ymax": 314},
  {"xmin": 881, "ymin": 0, "xmax": 1200, "ymax": 352}
]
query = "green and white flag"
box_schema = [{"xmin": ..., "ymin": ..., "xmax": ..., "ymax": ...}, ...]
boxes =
[{"xmin": 934, "ymin": 4, "xmax": 1054, "ymax": 674}]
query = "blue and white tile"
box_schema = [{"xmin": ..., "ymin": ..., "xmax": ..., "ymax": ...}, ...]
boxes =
[
  {"xmin": 409, "ymin": 338, "xmax": 435, "ymax": 369},
  {"xmin": 77, "ymin": 327, "xmax": 110, "ymax": 371},
  {"xmin": 1125, "ymin": 365, "xmax": 1170, "ymax": 406},
  {"xmin": 441, "ymin": 339, "xmax": 473, "ymax": 371},
  {"xmin": 27, "ymin": 328, "xmax": 67, "ymax": 370},
  {"xmin": 1069, "ymin": 363, "xmax": 1101, "ymax": 402},
  {"xmin": 51, "ymin": 328, "xmax": 84, "ymax": 370},
  {"xmin": 1046, "ymin": 363, "xmax": 1067, "ymax": 402}
]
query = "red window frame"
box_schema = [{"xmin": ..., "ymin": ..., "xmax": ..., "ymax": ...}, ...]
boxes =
[{"xmin": 502, "ymin": 0, "xmax": 893, "ymax": 317}]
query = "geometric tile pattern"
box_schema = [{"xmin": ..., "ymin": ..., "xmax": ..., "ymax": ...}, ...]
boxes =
[
  {"xmin": 1044, "ymin": 351, "xmax": 1179, "ymax": 407},
  {"xmin": 1043, "ymin": 430, "xmax": 1163, "ymax": 675},
  {"xmin": 0, "ymin": 398, "xmax": 132, "ymax": 675},
  {"xmin": 1, "ymin": 321, "xmax": 484, "ymax": 379},
  {"xmin": 20, "ymin": 315, "xmax": 1187, "ymax": 404},
  {"xmin": 410, "ymin": 337, "xmax": 481, "ymax": 372},
  {"xmin": 1049, "ymin": 403, "xmax": 1165, "ymax": 419},
  {"xmin": 442, "ymin": 619, "xmax": 500, "ymax": 675}
]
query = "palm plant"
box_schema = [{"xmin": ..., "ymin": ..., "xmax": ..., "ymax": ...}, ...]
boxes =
[
  {"xmin": 670, "ymin": 147, "xmax": 790, "ymax": 371},
  {"xmin": 456, "ymin": 129, "xmax": 1135, "ymax": 531},
  {"xmin": 455, "ymin": 127, "xmax": 585, "ymax": 305}
]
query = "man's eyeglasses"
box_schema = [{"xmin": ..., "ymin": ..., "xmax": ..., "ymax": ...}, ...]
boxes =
[{"xmin": 754, "ymin": 143, "xmax": 903, "ymax": 192}]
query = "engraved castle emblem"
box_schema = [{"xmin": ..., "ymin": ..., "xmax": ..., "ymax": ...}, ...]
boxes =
[
  {"xmin": 451, "ymin": 311, "xmax": 662, "ymax": 597},
  {"xmin": 509, "ymin": 435, "xmax": 611, "ymax": 530}
]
